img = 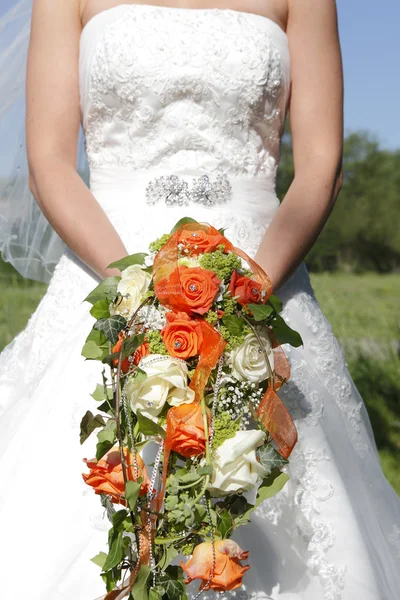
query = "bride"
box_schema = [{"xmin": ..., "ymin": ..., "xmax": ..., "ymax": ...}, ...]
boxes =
[{"xmin": 0, "ymin": 0, "xmax": 399, "ymax": 599}]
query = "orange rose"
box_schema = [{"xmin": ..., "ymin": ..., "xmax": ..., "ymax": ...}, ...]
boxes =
[
  {"xmin": 166, "ymin": 402, "xmax": 210, "ymax": 457},
  {"xmin": 112, "ymin": 332, "xmax": 150, "ymax": 373},
  {"xmin": 161, "ymin": 312, "xmax": 204, "ymax": 359},
  {"xmin": 178, "ymin": 229, "xmax": 228, "ymax": 255},
  {"xmin": 181, "ymin": 539, "xmax": 250, "ymax": 592},
  {"xmin": 155, "ymin": 266, "xmax": 221, "ymax": 315},
  {"xmin": 229, "ymin": 270, "xmax": 263, "ymax": 306},
  {"xmin": 82, "ymin": 446, "xmax": 150, "ymax": 504}
]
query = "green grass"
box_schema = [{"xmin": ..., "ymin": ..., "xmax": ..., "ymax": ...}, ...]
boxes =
[{"xmin": 0, "ymin": 261, "xmax": 399, "ymax": 493}]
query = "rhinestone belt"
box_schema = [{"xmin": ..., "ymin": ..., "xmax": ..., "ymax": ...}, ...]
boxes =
[{"xmin": 145, "ymin": 173, "xmax": 232, "ymax": 207}]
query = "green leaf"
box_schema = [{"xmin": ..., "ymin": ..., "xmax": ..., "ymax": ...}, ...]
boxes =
[
  {"xmin": 222, "ymin": 314, "xmax": 244, "ymax": 336},
  {"xmin": 136, "ymin": 410, "xmax": 166, "ymax": 439},
  {"xmin": 130, "ymin": 564, "xmax": 152, "ymax": 600},
  {"xmin": 84, "ymin": 276, "xmax": 121, "ymax": 305},
  {"xmin": 247, "ymin": 303, "xmax": 273, "ymax": 321},
  {"xmin": 125, "ymin": 480, "xmax": 141, "ymax": 512},
  {"xmin": 170, "ymin": 217, "xmax": 198, "ymax": 234},
  {"xmin": 256, "ymin": 444, "xmax": 289, "ymax": 476},
  {"xmin": 121, "ymin": 333, "xmax": 146, "ymax": 360},
  {"xmin": 270, "ymin": 313, "xmax": 303, "ymax": 347},
  {"xmin": 235, "ymin": 470, "xmax": 289, "ymax": 527},
  {"xmin": 90, "ymin": 299, "xmax": 111, "ymax": 320},
  {"xmin": 161, "ymin": 575, "xmax": 186, "ymax": 600},
  {"xmin": 112, "ymin": 509, "xmax": 129, "ymax": 531},
  {"xmin": 268, "ymin": 294, "xmax": 283, "ymax": 313},
  {"xmin": 80, "ymin": 410, "xmax": 106, "ymax": 444},
  {"xmin": 217, "ymin": 509, "xmax": 234, "ymax": 538},
  {"xmin": 82, "ymin": 340, "xmax": 104, "ymax": 360},
  {"xmin": 103, "ymin": 531, "xmax": 124, "ymax": 572},
  {"xmin": 102, "ymin": 352, "xmax": 120, "ymax": 366},
  {"xmin": 197, "ymin": 464, "xmax": 213, "ymax": 477},
  {"xmin": 82, "ymin": 329, "xmax": 108, "ymax": 360},
  {"xmin": 107, "ymin": 253, "xmax": 148, "ymax": 271},
  {"xmin": 91, "ymin": 551, "xmax": 108, "ymax": 569},
  {"xmin": 132, "ymin": 367, "xmax": 147, "ymax": 387},
  {"xmin": 158, "ymin": 544, "xmax": 179, "ymax": 571},
  {"xmin": 96, "ymin": 420, "xmax": 117, "ymax": 460},
  {"xmin": 94, "ymin": 315, "xmax": 127, "ymax": 344},
  {"xmin": 149, "ymin": 589, "xmax": 163, "ymax": 600},
  {"xmin": 91, "ymin": 383, "xmax": 114, "ymax": 402}
]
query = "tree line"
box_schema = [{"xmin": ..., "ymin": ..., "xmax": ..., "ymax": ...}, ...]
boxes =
[{"xmin": 277, "ymin": 129, "xmax": 400, "ymax": 273}]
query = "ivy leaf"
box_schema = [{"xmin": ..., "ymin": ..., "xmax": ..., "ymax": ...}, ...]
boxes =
[
  {"xmin": 268, "ymin": 294, "xmax": 283, "ymax": 313},
  {"xmin": 94, "ymin": 315, "xmax": 127, "ymax": 344},
  {"xmin": 107, "ymin": 253, "xmax": 148, "ymax": 271},
  {"xmin": 125, "ymin": 481, "xmax": 141, "ymax": 512},
  {"xmin": 136, "ymin": 410, "xmax": 166, "ymax": 439},
  {"xmin": 170, "ymin": 217, "xmax": 198, "ymax": 234},
  {"xmin": 84, "ymin": 276, "xmax": 121, "ymax": 305},
  {"xmin": 121, "ymin": 333, "xmax": 146, "ymax": 360},
  {"xmin": 256, "ymin": 444, "xmax": 289, "ymax": 476},
  {"xmin": 247, "ymin": 303, "xmax": 273, "ymax": 322},
  {"xmin": 222, "ymin": 314, "xmax": 244, "ymax": 336},
  {"xmin": 103, "ymin": 531, "xmax": 124, "ymax": 572},
  {"xmin": 80, "ymin": 410, "xmax": 106, "ymax": 444},
  {"xmin": 91, "ymin": 383, "xmax": 113, "ymax": 402},
  {"xmin": 90, "ymin": 299, "xmax": 111, "ymax": 320},
  {"xmin": 131, "ymin": 564, "xmax": 152, "ymax": 600},
  {"xmin": 270, "ymin": 313, "xmax": 303, "ymax": 347},
  {"xmin": 164, "ymin": 580, "xmax": 186, "ymax": 600},
  {"xmin": 91, "ymin": 551, "xmax": 108, "ymax": 569},
  {"xmin": 82, "ymin": 329, "xmax": 108, "ymax": 360}
]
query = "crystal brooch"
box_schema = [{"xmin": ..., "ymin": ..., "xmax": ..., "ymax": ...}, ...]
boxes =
[{"xmin": 145, "ymin": 173, "xmax": 232, "ymax": 207}]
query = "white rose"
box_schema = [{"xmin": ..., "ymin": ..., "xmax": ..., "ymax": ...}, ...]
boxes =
[
  {"xmin": 113, "ymin": 265, "xmax": 151, "ymax": 317},
  {"xmin": 230, "ymin": 328, "xmax": 274, "ymax": 383},
  {"xmin": 124, "ymin": 354, "xmax": 195, "ymax": 421},
  {"xmin": 208, "ymin": 429, "xmax": 266, "ymax": 495}
]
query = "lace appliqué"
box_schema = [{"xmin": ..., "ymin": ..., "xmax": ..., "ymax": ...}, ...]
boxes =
[{"xmin": 82, "ymin": 6, "xmax": 289, "ymax": 177}]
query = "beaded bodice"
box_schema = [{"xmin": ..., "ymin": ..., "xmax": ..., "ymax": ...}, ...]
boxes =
[{"xmin": 79, "ymin": 4, "xmax": 291, "ymax": 180}]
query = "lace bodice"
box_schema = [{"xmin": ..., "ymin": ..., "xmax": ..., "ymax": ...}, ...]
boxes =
[{"xmin": 79, "ymin": 4, "xmax": 291, "ymax": 179}]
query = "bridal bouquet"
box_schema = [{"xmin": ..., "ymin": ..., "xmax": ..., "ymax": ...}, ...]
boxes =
[{"xmin": 80, "ymin": 218, "xmax": 302, "ymax": 600}]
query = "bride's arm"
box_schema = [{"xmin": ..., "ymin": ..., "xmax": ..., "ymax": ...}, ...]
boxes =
[
  {"xmin": 254, "ymin": 0, "xmax": 343, "ymax": 290},
  {"xmin": 26, "ymin": 0, "xmax": 128, "ymax": 280}
]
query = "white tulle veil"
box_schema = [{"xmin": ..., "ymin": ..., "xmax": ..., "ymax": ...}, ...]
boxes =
[{"xmin": 0, "ymin": 0, "xmax": 88, "ymax": 282}]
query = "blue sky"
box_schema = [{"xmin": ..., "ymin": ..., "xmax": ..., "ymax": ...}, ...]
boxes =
[
  {"xmin": 0, "ymin": 0, "xmax": 399, "ymax": 150},
  {"xmin": 337, "ymin": 0, "xmax": 400, "ymax": 149}
]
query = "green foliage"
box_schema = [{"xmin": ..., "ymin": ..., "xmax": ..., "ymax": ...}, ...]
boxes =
[
  {"xmin": 82, "ymin": 329, "xmax": 109, "ymax": 360},
  {"xmin": 199, "ymin": 247, "xmax": 242, "ymax": 281},
  {"xmin": 136, "ymin": 409, "xmax": 166, "ymax": 439},
  {"xmin": 94, "ymin": 315, "xmax": 127, "ymax": 344},
  {"xmin": 269, "ymin": 313, "xmax": 303, "ymax": 347},
  {"xmin": 277, "ymin": 127, "xmax": 400, "ymax": 273},
  {"xmin": 256, "ymin": 444, "xmax": 289, "ymax": 476},
  {"xmin": 247, "ymin": 303, "xmax": 273, "ymax": 321},
  {"xmin": 84, "ymin": 276, "xmax": 120, "ymax": 305},
  {"xmin": 149, "ymin": 233, "xmax": 173, "ymax": 253},
  {"xmin": 146, "ymin": 330, "xmax": 168, "ymax": 355},
  {"xmin": 107, "ymin": 253, "xmax": 148, "ymax": 271},
  {"xmin": 212, "ymin": 411, "xmax": 240, "ymax": 449},
  {"xmin": 80, "ymin": 410, "xmax": 106, "ymax": 444}
]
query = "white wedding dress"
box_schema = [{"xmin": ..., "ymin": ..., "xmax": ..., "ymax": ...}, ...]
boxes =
[{"xmin": 0, "ymin": 5, "xmax": 399, "ymax": 600}]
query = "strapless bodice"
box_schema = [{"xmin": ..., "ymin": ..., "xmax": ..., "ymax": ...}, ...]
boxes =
[{"xmin": 79, "ymin": 4, "xmax": 291, "ymax": 182}]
